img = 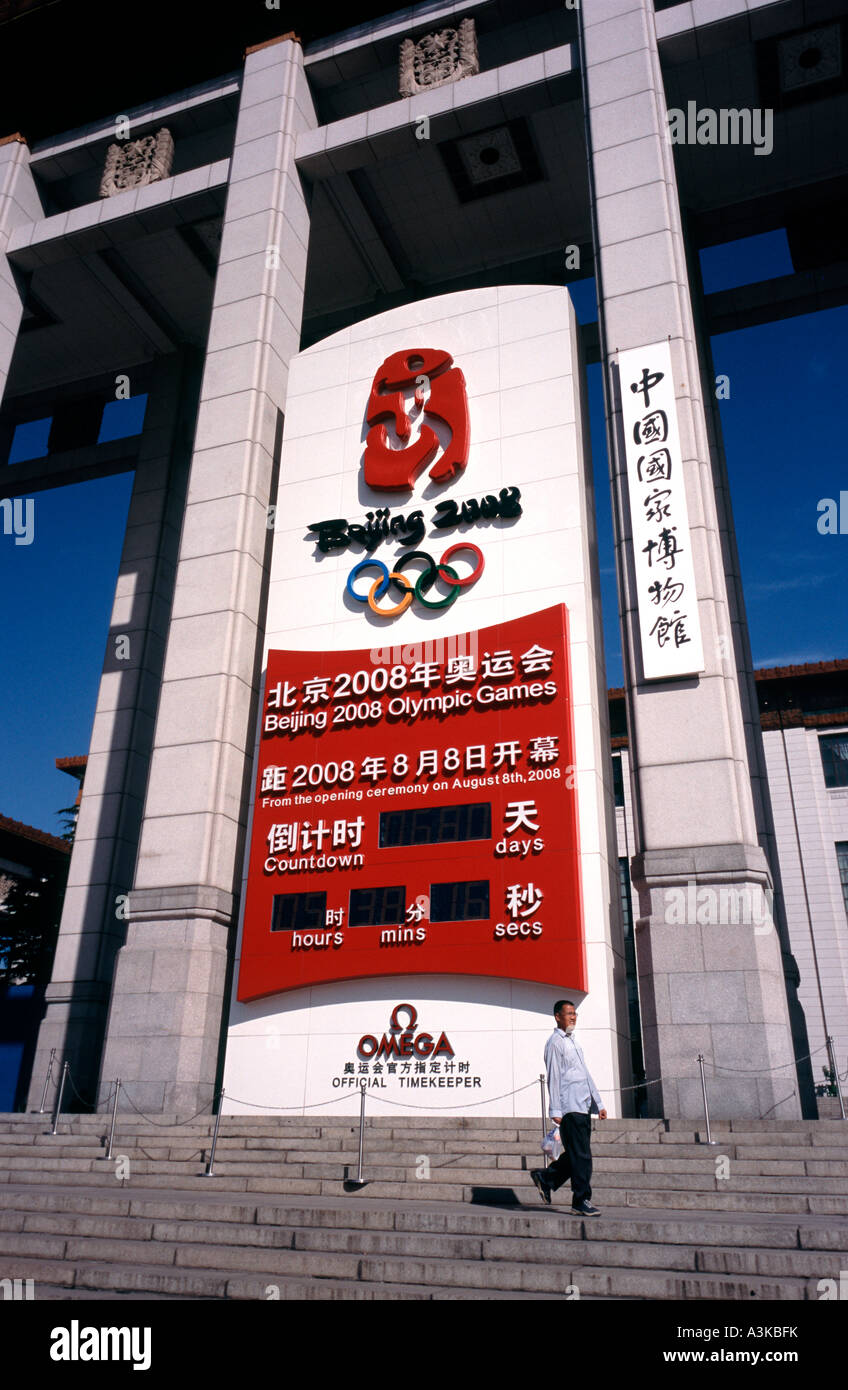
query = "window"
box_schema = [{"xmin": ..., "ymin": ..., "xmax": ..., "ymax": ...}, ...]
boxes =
[
  {"xmin": 97, "ymin": 393, "xmax": 148, "ymax": 443},
  {"xmin": 819, "ymin": 734, "xmax": 848, "ymax": 788},
  {"xmin": 7, "ymin": 416, "xmax": 51, "ymax": 465},
  {"xmin": 837, "ymin": 844, "xmax": 848, "ymax": 923},
  {"xmin": 612, "ymin": 753, "xmax": 625, "ymax": 807}
]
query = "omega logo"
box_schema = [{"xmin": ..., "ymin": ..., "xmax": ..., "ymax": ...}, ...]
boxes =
[{"xmin": 357, "ymin": 1002, "xmax": 455, "ymax": 1060}]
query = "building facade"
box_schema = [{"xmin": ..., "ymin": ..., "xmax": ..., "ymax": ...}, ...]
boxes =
[{"xmin": 1, "ymin": 0, "xmax": 845, "ymax": 1120}]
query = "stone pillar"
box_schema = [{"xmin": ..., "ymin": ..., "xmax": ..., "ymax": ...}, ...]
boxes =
[
  {"xmin": 580, "ymin": 0, "xmax": 800, "ymax": 1118},
  {"xmin": 0, "ymin": 135, "xmax": 41, "ymax": 401},
  {"xmin": 26, "ymin": 352, "xmax": 198, "ymax": 1110},
  {"xmin": 98, "ymin": 36, "xmax": 316, "ymax": 1114}
]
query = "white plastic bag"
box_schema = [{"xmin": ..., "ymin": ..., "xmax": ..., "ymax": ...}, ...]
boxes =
[{"xmin": 541, "ymin": 1124, "xmax": 562, "ymax": 1160}]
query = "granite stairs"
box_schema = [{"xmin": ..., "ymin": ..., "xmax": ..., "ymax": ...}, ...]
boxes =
[{"xmin": 0, "ymin": 1112, "xmax": 846, "ymax": 1300}]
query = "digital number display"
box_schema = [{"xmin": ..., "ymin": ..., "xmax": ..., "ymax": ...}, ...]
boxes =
[
  {"xmin": 271, "ymin": 891, "xmax": 327, "ymax": 932},
  {"xmin": 349, "ymin": 885, "xmax": 406, "ymax": 927},
  {"xmin": 429, "ymin": 880, "xmax": 490, "ymax": 922},
  {"xmin": 379, "ymin": 801, "xmax": 492, "ymax": 848}
]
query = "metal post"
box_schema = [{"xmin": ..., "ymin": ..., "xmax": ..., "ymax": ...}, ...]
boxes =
[
  {"xmin": 356, "ymin": 1080, "xmax": 367, "ymax": 1183},
  {"xmin": 104, "ymin": 1080, "xmax": 121, "ymax": 1160},
  {"xmin": 50, "ymin": 1061, "xmax": 69, "ymax": 1136},
  {"xmin": 345, "ymin": 1080, "xmax": 368, "ymax": 1188},
  {"xmin": 204, "ymin": 1090, "xmax": 224, "ymax": 1176},
  {"xmin": 826, "ymin": 1036, "xmax": 846, "ymax": 1120},
  {"xmin": 38, "ymin": 1047, "xmax": 57, "ymax": 1114},
  {"xmin": 697, "ymin": 1054, "xmax": 716, "ymax": 1145},
  {"xmin": 539, "ymin": 1072, "xmax": 549, "ymax": 1168}
]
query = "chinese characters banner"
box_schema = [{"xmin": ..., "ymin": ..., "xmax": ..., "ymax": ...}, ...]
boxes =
[
  {"xmin": 237, "ymin": 605, "xmax": 586, "ymax": 999},
  {"xmin": 618, "ymin": 341, "xmax": 705, "ymax": 680}
]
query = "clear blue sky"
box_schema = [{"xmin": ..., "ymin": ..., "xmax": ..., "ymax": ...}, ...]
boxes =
[{"xmin": 1, "ymin": 233, "xmax": 845, "ymax": 836}]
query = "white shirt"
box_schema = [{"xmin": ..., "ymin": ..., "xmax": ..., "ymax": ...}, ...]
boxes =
[{"xmin": 544, "ymin": 1026, "xmax": 603, "ymax": 1118}]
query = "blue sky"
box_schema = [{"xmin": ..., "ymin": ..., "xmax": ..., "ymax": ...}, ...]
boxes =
[{"xmin": 1, "ymin": 234, "xmax": 846, "ymax": 836}]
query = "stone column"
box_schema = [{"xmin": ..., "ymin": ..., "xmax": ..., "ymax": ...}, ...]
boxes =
[
  {"xmin": 98, "ymin": 36, "xmax": 316, "ymax": 1114},
  {"xmin": 580, "ymin": 0, "xmax": 799, "ymax": 1118},
  {"xmin": 0, "ymin": 135, "xmax": 41, "ymax": 402}
]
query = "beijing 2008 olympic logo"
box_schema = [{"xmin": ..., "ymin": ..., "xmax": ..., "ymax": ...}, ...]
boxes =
[
  {"xmin": 346, "ymin": 544, "xmax": 484, "ymax": 617},
  {"xmin": 363, "ymin": 348, "xmax": 469, "ymax": 492}
]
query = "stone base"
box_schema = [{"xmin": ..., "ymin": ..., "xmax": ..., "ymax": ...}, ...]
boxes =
[
  {"xmin": 633, "ymin": 858, "xmax": 802, "ymax": 1121},
  {"xmin": 97, "ymin": 889, "xmax": 233, "ymax": 1116},
  {"xmin": 25, "ymin": 984, "xmax": 110, "ymax": 1113}
]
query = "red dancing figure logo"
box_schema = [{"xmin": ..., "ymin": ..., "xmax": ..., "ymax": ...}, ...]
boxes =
[{"xmin": 363, "ymin": 348, "xmax": 470, "ymax": 492}]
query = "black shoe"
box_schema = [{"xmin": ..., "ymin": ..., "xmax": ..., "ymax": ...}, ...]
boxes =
[
  {"xmin": 531, "ymin": 1169, "xmax": 552, "ymax": 1206},
  {"xmin": 571, "ymin": 1200, "xmax": 601, "ymax": 1217}
]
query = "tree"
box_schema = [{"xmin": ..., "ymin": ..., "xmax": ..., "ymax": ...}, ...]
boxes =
[
  {"xmin": 0, "ymin": 870, "xmax": 62, "ymax": 988},
  {"xmin": 56, "ymin": 802, "xmax": 79, "ymax": 844}
]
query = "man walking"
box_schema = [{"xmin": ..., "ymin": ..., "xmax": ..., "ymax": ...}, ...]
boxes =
[{"xmin": 530, "ymin": 999, "xmax": 606, "ymax": 1215}]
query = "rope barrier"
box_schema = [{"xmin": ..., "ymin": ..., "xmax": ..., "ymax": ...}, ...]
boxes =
[
  {"xmin": 65, "ymin": 1067, "xmax": 109, "ymax": 1111},
  {"xmin": 706, "ymin": 1043, "xmax": 829, "ymax": 1075},
  {"xmin": 363, "ymin": 1078, "xmax": 540, "ymax": 1111},
  {"xmin": 223, "ymin": 1088, "xmax": 374, "ymax": 1112},
  {"xmin": 115, "ymin": 1084, "xmax": 218, "ymax": 1129},
  {"xmin": 48, "ymin": 1048, "xmax": 845, "ymax": 1128}
]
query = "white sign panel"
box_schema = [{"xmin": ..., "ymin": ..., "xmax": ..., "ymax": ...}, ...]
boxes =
[
  {"xmin": 222, "ymin": 287, "xmax": 625, "ymax": 1116},
  {"xmin": 618, "ymin": 341, "xmax": 705, "ymax": 680}
]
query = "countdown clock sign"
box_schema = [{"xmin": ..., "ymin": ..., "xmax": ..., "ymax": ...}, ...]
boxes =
[{"xmin": 237, "ymin": 604, "xmax": 586, "ymax": 1000}]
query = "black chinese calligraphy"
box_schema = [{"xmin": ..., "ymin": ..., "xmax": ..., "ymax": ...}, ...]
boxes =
[
  {"xmin": 642, "ymin": 526, "xmax": 682, "ymax": 571},
  {"xmin": 629, "ymin": 366, "xmax": 665, "ymax": 408},
  {"xmin": 633, "ymin": 410, "xmax": 668, "ymax": 446},
  {"xmin": 648, "ymin": 610, "xmax": 692, "ymax": 648},
  {"xmin": 646, "ymin": 577, "xmax": 685, "ymax": 606},
  {"xmin": 636, "ymin": 449, "xmax": 672, "ymax": 484}
]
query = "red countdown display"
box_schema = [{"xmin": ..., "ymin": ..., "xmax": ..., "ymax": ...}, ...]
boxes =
[{"xmin": 237, "ymin": 605, "xmax": 586, "ymax": 1000}]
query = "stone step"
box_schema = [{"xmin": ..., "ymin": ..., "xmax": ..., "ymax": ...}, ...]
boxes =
[
  {"xmin": 5, "ymin": 1164, "xmax": 848, "ymax": 1212},
  {"xmin": 6, "ymin": 1139, "xmax": 848, "ymax": 1181},
  {"xmin": 0, "ymin": 1252, "xmax": 568, "ymax": 1300},
  {"xmin": 3, "ymin": 1186, "xmax": 845, "ymax": 1254},
  {"xmin": 8, "ymin": 1151, "xmax": 848, "ymax": 1192},
  {"xmin": 1, "ymin": 1181, "xmax": 844, "ymax": 1299},
  {"xmin": 0, "ymin": 1228, "xmax": 823, "ymax": 1299},
  {"xmin": 14, "ymin": 1207, "xmax": 836, "ymax": 1278}
]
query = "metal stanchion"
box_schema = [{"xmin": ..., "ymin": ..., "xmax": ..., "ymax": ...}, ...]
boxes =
[
  {"xmin": 826, "ymin": 1037, "xmax": 847, "ymax": 1120},
  {"xmin": 539, "ymin": 1072, "xmax": 549, "ymax": 1168},
  {"xmin": 347, "ymin": 1081, "xmax": 368, "ymax": 1188},
  {"xmin": 203, "ymin": 1090, "xmax": 224, "ymax": 1176},
  {"xmin": 104, "ymin": 1080, "xmax": 121, "ymax": 1160},
  {"xmin": 37, "ymin": 1047, "xmax": 57, "ymax": 1114},
  {"xmin": 697, "ymin": 1054, "xmax": 716, "ymax": 1145},
  {"xmin": 50, "ymin": 1061, "xmax": 69, "ymax": 1136}
]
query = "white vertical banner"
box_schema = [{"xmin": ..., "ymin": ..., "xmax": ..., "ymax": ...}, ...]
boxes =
[{"xmin": 618, "ymin": 341, "xmax": 705, "ymax": 680}]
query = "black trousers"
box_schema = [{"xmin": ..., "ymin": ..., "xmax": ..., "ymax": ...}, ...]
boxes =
[{"xmin": 545, "ymin": 1112, "xmax": 593, "ymax": 1205}]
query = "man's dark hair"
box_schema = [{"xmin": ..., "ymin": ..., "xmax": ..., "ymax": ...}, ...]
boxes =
[{"xmin": 553, "ymin": 999, "xmax": 575, "ymax": 1016}]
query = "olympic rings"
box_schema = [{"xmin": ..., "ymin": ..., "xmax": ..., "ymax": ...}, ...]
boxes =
[
  {"xmin": 346, "ymin": 545, "xmax": 485, "ymax": 619},
  {"xmin": 346, "ymin": 558, "xmax": 390, "ymax": 604},
  {"xmin": 437, "ymin": 543, "xmax": 484, "ymax": 587},
  {"xmin": 415, "ymin": 563, "xmax": 460, "ymax": 610},
  {"xmin": 368, "ymin": 572, "xmax": 414, "ymax": 617}
]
